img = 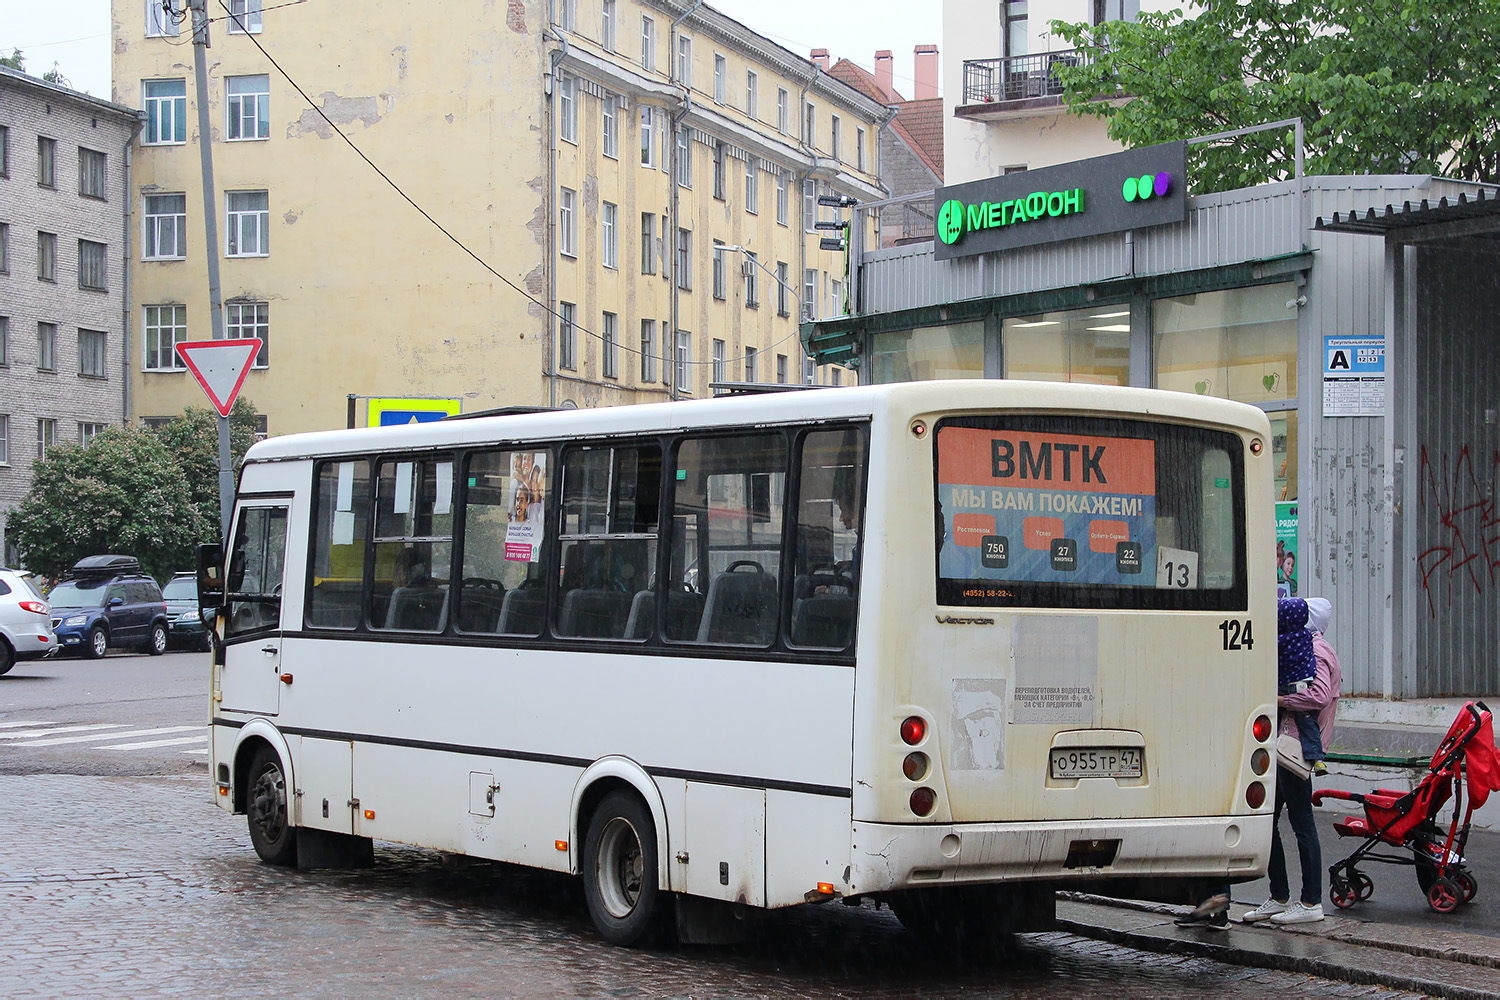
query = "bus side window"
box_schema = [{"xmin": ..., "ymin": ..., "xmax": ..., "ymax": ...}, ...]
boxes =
[
  {"xmin": 555, "ymin": 444, "xmax": 660, "ymax": 640},
  {"xmin": 371, "ymin": 457, "xmax": 454, "ymax": 632},
  {"xmin": 308, "ymin": 460, "xmax": 370, "ymax": 629},
  {"xmin": 789, "ymin": 427, "xmax": 865, "ymax": 649},
  {"xmin": 226, "ymin": 505, "xmax": 289, "ymax": 640},
  {"xmin": 458, "ymin": 449, "xmax": 550, "ymax": 635}
]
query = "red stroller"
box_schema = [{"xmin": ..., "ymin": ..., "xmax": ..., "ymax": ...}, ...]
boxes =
[{"xmin": 1312, "ymin": 701, "xmax": 1500, "ymax": 913}]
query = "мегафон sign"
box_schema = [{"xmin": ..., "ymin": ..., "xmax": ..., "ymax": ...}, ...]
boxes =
[{"xmin": 933, "ymin": 141, "xmax": 1188, "ymax": 261}]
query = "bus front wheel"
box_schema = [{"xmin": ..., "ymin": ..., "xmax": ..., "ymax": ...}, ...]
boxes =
[
  {"xmin": 247, "ymin": 746, "xmax": 298, "ymax": 866},
  {"xmin": 582, "ymin": 790, "xmax": 670, "ymax": 947}
]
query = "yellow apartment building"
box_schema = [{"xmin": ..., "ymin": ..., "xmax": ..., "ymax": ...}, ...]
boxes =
[{"xmin": 110, "ymin": 0, "xmax": 889, "ymax": 434}]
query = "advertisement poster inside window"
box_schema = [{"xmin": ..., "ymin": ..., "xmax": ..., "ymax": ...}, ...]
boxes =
[
  {"xmin": 1276, "ymin": 501, "xmax": 1298, "ymax": 598},
  {"xmin": 504, "ymin": 452, "xmax": 548, "ymax": 561},
  {"xmin": 937, "ymin": 426, "xmax": 1157, "ymax": 587}
]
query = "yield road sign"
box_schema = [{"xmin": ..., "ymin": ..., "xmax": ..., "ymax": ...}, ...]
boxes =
[{"xmin": 175, "ymin": 339, "xmax": 261, "ymax": 417}]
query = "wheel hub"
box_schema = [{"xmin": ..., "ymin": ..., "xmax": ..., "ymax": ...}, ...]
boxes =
[{"xmin": 596, "ymin": 816, "xmax": 644, "ymax": 919}]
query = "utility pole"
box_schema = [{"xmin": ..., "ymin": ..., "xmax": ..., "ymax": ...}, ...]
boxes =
[{"xmin": 187, "ymin": 0, "xmax": 234, "ymax": 542}]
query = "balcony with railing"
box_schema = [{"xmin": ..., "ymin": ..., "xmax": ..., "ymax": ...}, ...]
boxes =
[{"xmin": 957, "ymin": 49, "xmax": 1093, "ymax": 119}]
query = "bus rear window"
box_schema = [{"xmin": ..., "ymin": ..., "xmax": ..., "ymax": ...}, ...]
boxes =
[{"xmin": 934, "ymin": 415, "xmax": 1246, "ymax": 610}]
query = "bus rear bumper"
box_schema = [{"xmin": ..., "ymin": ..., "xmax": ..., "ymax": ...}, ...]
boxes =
[{"xmin": 849, "ymin": 813, "xmax": 1272, "ymax": 894}]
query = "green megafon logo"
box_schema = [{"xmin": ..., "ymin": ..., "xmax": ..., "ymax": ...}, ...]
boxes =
[
  {"xmin": 1122, "ymin": 172, "xmax": 1173, "ymax": 202},
  {"xmin": 937, "ymin": 189, "xmax": 1085, "ymax": 245}
]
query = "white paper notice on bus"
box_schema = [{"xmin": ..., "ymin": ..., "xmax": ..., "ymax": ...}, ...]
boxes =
[
  {"xmin": 1011, "ymin": 615, "xmax": 1097, "ymax": 725},
  {"xmin": 950, "ymin": 679, "xmax": 1007, "ymax": 771},
  {"xmin": 1155, "ymin": 546, "xmax": 1198, "ymax": 589}
]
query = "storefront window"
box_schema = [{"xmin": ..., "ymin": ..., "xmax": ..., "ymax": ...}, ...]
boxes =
[
  {"xmin": 1152, "ymin": 284, "xmax": 1298, "ymax": 404},
  {"xmin": 1270, "ymin": 411, "xmax": 1297, "ymax": 503},
  {"xmin": 869, "ymin": 322, "xmax": 984, "ymax": 382},
  {"xmin": 1002, "ymin": 305, "xmax": 1130, "ymax": 385}
]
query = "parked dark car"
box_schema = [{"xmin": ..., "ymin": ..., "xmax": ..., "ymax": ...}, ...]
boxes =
[
  {"xmin": 48, "ymin": 555, "xmax": 170, "ymax": 658},
  {"xmin": 162, "ymin": 571, "xmax": 211, "ymax": 651}
]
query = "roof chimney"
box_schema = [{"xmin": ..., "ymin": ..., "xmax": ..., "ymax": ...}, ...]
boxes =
[
  {"xmin": 874, "ymin": 50, "xmax": 894, "ymax": 98},
  {"xmin": 914, "ymin": 44, "xmax": 938, "ymax": 99},
  {"xmin": 810, "ymin": 48, "xmax": 830, "ymax": 71}
]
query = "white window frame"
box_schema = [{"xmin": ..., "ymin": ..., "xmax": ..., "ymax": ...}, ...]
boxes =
[
  {"xmin": 600, "ymin": 0, "xmax": 616, "ymax": 50},
  {"xmin": 0, "ymin": 316, "xmax": 8, "ymax": 365},
  {"xmin": 225, "ymin": 190, "xmax": 269, "ymax": 257},
  {"xmin": 776, "ymin": 171, "xmax": 788, "ymax": 226},
  {"xmin": 143, "ymin": 304, "xmax": 187, "ymax": 371},
  {"xmin": 674, "ymin": 330, "xmax": 691, "ymax": 392},
  {"xmin": 746, "ymin": 70, "xmax": 757, "ymax": 118},
  {"xmin": 559, "ymin": 188, "xmax": 577, "ymax": 257},
  {"xmin": 79, "ymin": 422, "xmax": 108, "ymax": 446},
  {"xmin": 856, "ymin": 127, "xmax": 866, "ymax": 171},
  {"xmin": 713, "ymin": 54, "xmax": 726, "ymax": 104},
  {"xmin": 36, "ymin": 322, "xmax": 56, "ymax": 371},
  {"xmin": 640, "ymin": 320, "xmax": 657, "ymax": 382},
  {"xmin": 712, "ymin": 338, "xmax": 725, "ymax": 382},
  {"xmin": 145, "ymin": 194, "xmax": 187, "ymax": 261},
  {"xmin": 804, "ymin": 102, "xmax": 816, "ymax": 148},
  {"xmin": 226, "ymin": 75, "xmax": 270, "ymax": 141},
  {"xmin": 559, "ymin": 74, "xmax": 577, "ymax": 144},
  {"xmin": 602, "ymin": 97, "xmax": 618, "ymax": 158},
  {"xmin": 776, "ymin": 354, "xmax": 787, "ymax": 384},
  {"xmin": 640, "ymin": 106, "xmax": 656, "ymax": 167},
  {"xmin": 776, "ymin": 88, "xmax": 788, "ymax": 133},
  {"xmin": 712, "ymin": 241, "xmax": 726, "ymax": 300},
  {"xmin": 146, "ymin": 0, "xmax": 180, "ymax": 37},
  {"xmin": 776, "ymin": 261, "xmax": 789, "ymax": 316},
  {"xmin": 0, "ymin": 414, "xmax": 9, "ymax": 465},
  {"xmin": 78, "ymin": 328, "xmax": 107, "ymax": 378},
  {"xmin": 802, "ymin": 268, "xmax": 817, "ymax": 320},
  {"xmin": 640, "ymin": 212, "xmax": 656, "ymax": 275},
  {"xmin": 555, "ymin": 0, "xmax": 576, "ymax": 30},
  {"xmin": 677, "ymin": 36, "xmax": 692, "ymax": 89},
  {"xmin": 144, "ymin": 79, "xmax": 187, "ymax": 145},
  {"xmin": 675, "ymin": 228, "xmax": 691, "ymax": 290},
  {"xmin": 227, "ymin": 0, "xmax": 262, "ymax": 34},
  {"xmin": 601, "ymin": 201, "xmax": 618, "ymax": 269},
  {"xmin": 602, "ymin": 311, "xmax": 618, "ymax": 379},
  {"xmin": 802, "ymin": 180, "xmax": 816, "ymax": 233},
  {"xmin": 676, "ymin": 127, "xmax": 692, "ymax": 187},
  {"xmin": 744, "ymin": 251, "xmax": 758, "ymax": 307},
  {"xmin": 745, "ymin": 156, "xmax": 758, "ymax": 215},
  {"xmin": 744, "ymin": 345, "xmax": 757, "ymax": 382},
  {"xmin": 36, "ymin": 419, "xmax": 57, "ymax": 461},
  {"xmin": 225, "ymin": 300, "xmax": 270, "ymax": 368},
  {"xmin": 640, "ymin": 16, "xmax": 655, "ymax": 71}
]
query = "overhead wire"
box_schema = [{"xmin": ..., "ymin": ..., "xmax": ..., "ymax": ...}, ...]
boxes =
[{"xmin": 212, "ymin": 0, "xmax": 834, "ymax": 371}]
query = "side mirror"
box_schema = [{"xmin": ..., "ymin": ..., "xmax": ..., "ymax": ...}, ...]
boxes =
[
  {"xmin": 108, "ymin": 596, "xmax": 124, "ymax": 607},
  {"xmin": 197, "ymin": 542, "xmax": 225, "ymax": 606}
]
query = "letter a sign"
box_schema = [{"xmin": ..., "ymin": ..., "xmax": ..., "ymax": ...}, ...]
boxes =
[{"xmin": 176, "ymin": 339, "xmax": 261, "ymax": 417}]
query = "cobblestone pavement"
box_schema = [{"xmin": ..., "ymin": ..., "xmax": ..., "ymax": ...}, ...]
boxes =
[{"xmin": 1, "ymin": 774, "xmax": 1433, "ymax": 999}]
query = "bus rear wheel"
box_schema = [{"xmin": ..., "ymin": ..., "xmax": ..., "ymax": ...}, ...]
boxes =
[
  {"xmin": 583, "ymin": 790, "xmax": 670, "ymax": 947},
  {"xmin": 247, "ymin": 746, "xmax": 297, "ymax": 866}
]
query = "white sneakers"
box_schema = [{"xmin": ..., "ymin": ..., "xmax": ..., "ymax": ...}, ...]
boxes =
[{"xmin": 1242, "ymin": 899, "xmax": 1325, "ymax": 925}]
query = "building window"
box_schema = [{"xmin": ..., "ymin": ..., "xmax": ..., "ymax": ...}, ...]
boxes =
[
  {"xmin": 79, "ymin": 148, "xmax": 107, "ymax": 199},
  {"xmin": 37, "ymin": 322, "xmax": 56, "ymax": 371},
  {"xmin": 226, "ymin": 191, "xmax": 269, "ymax": 256},
  {"xmin": 37, "ymin": 231, "xmax": 56, "ymax": 282},
  {"xmin": 37, "ymin": 137, "xmax": 56, "ymax": 188},
  {"xmin": 804, "ymin": 355, "xmax": 815, "ymax": 384},
  {"xmin": 776, "ymin": 261, "xmax": 789, "ymax": 316},
  {"xmin": 0, "ymin": 222, "xmax": 9, "ymax": 272},
  {"xmin": 143, "ymin": 304, "xmax": 187, "ymax": 370},
  {"xmin": 0, "ymin": 125, "xmax": 7, "ymax": 176},
  {"xmin": 746, "ymin": 70, "xmax": 758, "ymax": 118},
  {"xmin": 712, "ymin": 339, "xmax": 725, "ymax": 381},
  {"xmin": 555, "ymin": 0, "xmax": 575, "ymax": 29},
  {"xmin": 712, "ymin": 241, "xmax": 726, "ymax": 300},
  {"xmin": 802, "ymin": 268, "xmax": 816, "ymax": 319},
  {"xmin": 640, "ymin": 319, "xmax": 658, "ymax": 382},
  {"xmin": 776, "ymin": 88, "xmax": 788, "ymax": 133},
  {"xmin": 78, "ymin": 328, "xmax": 107, "ymax": 378},
  {"xmin": 559, "ymin": 187, "xmax": 576, "ymax": 257},
  {"xmin": 226, "ymin": 300, "xmax": 270, "ymax": 367},
  {"xmin": 856, "ymin": 127, "xmax": 866, "ymax": 171},
  {"xmin": 226, "ymin": 75, "xmax": 270, "ymax": 140},
  {"xmin": 36, "ymin": 419, "xmax": 57, "ymax": 460},
  {"xmin": 144, "ymin": 193, "xmax": 187, "ymax": 260},
  {"xmin": 602, "ymin": 311, "xmax": 618, "ymax": 378},
  {"xmin": 776, "ymin": 354, "xmax": 787, "ymax": 383},
  {"xmin": 79, "ymin": 422, "xmax": 108, "ymax": 446},
  {"xmin": 1005, "ymin": 0, "xmax": 1028, "ymax": 58},
  {"xmin": 802, "ymin": 180, "xmax": 815, "ymax": 232},
  {"xmin": 227, "ymin": 0, "xmax": 262, "ymax": 33},
  {"xmin": 0, "ymin": 316, "xmax": 7, "ymax": 365},
  {"xmin": 640, "ymin": 106, "xmax": 656, "ymax": 167},
  {"xmin": 641, "ymin": 16, "xmax": 655, "ymax": 70},
  {"xmin": 675, "ymin": 127, "xmax": 692, "ymax": 187},
  {"xmin": 591, "ymin": 201, "xmax": 615, "ymax": 270},
  {"xmin": 803, "ymin": 102, "xmax": 815, "ymax": 147},
  {"xmin": 745, "ymin": 156, "xmax": 759, "ymax": 214},
  {"xmin": 601, "ymin": 0, "xmax": 615, "ymax": 49},
  {"xmin": 640, "ymin": 212, "xmax": 656, "ymax": 274},
  {"xmin": 711, "ymin": 141, "xmax": 726, "ymax": 199},
  {"xmin": 675, "ymin": 228, "xmax": 691, "ymax": 290},
  {"xmin": 831, "ymin": 368, "xmax": 843, "ymax": 387},
  {"xmin": 144, "ymin": 79, "xmax": 188, "ymax": 144},
  {"xmin": 677, "ymin": 36, "xmax": 692, "ymax": 88},
  {"xmin": 713, "ymin": 53, "xmax": 726, "ymax": 103},
  {"xmin": 559, "ymin": 74, "xmax": 577, "ymax": 144},
  {"xmin": 830, "ymin": 116, "xmax": 841, "ymax": 161},
  {"xmin": 744, "ymin": 251, "xmax": 758, "ymax": 307},
  {"xmin": 776, "ymin": 171, "xmax": 788, "ymax": 225},
  {"xmin": 558, "ymin": 302, "xmax": 577, "ymax": 370},
  {"xmin": 78, "ymin": 241, "xmax": 108, "ymax": 291},
  {"xmin": 744, "ymin": 345, "xmax": 758, "ymax": 382},
  {"xmin": 146, "ymin": 0, "xmax": 180, "ymax": 37},
  {"xmin": 0, "ymin": 415, "xmax": 8, "ymax": 464},
  {"xmin": 674, "ymin": 330, "xmax": 691, "ymax": 392},
  {"xmin": 602, "ymin": 97, "xmax": 618, "ymax": 158},
  {"xmin": 831, "ymin": 278, "xmax": 844, "ymax": 316},
  {"xmin": 1002, "ymin": 305, "xmax": 1131, "ymax": 387}
]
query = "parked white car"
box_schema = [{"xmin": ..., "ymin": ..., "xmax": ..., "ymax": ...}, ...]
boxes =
[{"xmin": 0, "ymin": 567, "xmax": 56, "ymax": 674}]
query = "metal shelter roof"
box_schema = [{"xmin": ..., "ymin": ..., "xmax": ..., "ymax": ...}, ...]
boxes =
[{"xmin": 1316, "ymin": 186, "xmax": 1500, "ymax": 247}]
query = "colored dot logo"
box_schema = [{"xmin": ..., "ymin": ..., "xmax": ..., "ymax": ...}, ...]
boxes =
[
  {"xmin": 937, "ymin": 199, "xmax": 966, "ymax": 244},
  {"xmin": 1122, "ymin": 172, "xmax": 1173, "ymax": 202}
]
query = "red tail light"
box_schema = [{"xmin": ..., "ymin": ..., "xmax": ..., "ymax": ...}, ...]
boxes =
[
  {"xmin": 900, "ymin": 716, "xmax": 927, "ymax": 746},
  {"xmin": 19, "ymin": 600, "xmax": 47, "ymax": 615},
  {"xmin": 909, "ymin": 787, "xmax": 936, "ymax": 816},
  {"xmin": 1246, "ymin": 782, "xmax": 1267, "ymax": 809},
  {"xmin": 1252, "ymin": 715, "xmax": 1272, "ymax": 742}
]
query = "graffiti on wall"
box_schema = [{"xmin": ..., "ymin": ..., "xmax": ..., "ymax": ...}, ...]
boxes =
[{"xmin": 1417, "ymin": 445, "xmax": 1500, "ymax": 616}]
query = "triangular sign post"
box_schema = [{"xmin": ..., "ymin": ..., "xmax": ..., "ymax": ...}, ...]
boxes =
[{"xmin": 175, "ymin": 339, "xmax": 261, "ymax": 417}]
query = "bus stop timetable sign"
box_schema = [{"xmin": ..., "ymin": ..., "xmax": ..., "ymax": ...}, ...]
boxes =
[{"xmin": 176, "ymin": 339, "xmax": 261, "ymax": 417}]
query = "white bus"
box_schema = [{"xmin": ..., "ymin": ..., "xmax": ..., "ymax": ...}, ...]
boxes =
[{"xmin": 203, "ymin": 380, "xmax": 1277, "ymax": 945}]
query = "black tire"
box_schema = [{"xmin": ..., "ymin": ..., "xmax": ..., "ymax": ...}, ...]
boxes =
[
  {"xmin": 582, "ymin": 790, "xmax": 671, "ymax": 947},
  {"xmin": 84, "ymin": 626, "xmax": 108, "ymax": 660},
  {"xmin": 0, "ymin": 640, "xmax": 14, "ymax": 676},
  {"xmin": 247, "ymin": 747, "xmax": 298, "ymax": 866},
  {"xmin": 147, "ymin": 622, "xmax": 168, "ymax": 656}
]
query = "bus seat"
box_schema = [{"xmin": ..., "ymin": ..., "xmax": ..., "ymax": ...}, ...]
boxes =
[
  {"xmin": 558, "ymin": 589, "xmax": 633, "ymax": 639},
  {"xmin": 384, "ymin": 585, "xmax": 448, "ymax": 631},
  {"xmin": 624, "ymin": 589, "xmax": 707, "ymax": 640},
  {"xmin": 792, "ymin": 571, "xmax": 853, "ymax": 601},
  {"xmin": 497, "ymin": 586, "xmax": 546, "ymax": 636},
  {"xmin": 696, "ymin": 567, "xmax": 777, "ymax": 645},
  {"xmin": 623, "ymin": 591, "xmax": 654, "ymax": 639},
  {"xmin": 309, "ymin": 580, "xmax": 362, "ymax": 628},
  {"xmin": 457, "ymin": 585, "xmax": 506, "ymax": 633},
  {"xmin": 791, "ymin": 594, "xmax": 855, "ymax": 648}
]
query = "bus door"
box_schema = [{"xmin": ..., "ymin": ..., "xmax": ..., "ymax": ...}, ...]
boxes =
[{"xmin": 219, "ymin": 501, "xmax": 291, "ymax": 717}]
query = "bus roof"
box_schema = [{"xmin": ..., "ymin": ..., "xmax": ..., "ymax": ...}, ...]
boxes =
[{"xmin": 242, "ymin": 381, "xmax": 1271, "ymax": 464}]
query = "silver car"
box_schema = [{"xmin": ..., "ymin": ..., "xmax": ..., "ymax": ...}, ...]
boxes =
[{"xmin": 0, "ymin": 568, "xmax": 56, "ymax": 674}]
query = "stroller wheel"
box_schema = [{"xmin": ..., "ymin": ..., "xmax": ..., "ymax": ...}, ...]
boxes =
[
  {"xmin": 1352, "ymin": 871, "xmax": 1374, "ymax": 901},
  {"xmin": 1456, "ymin": 871, "xmax": 1478, "ymax": 904},
  {"xmin": 1330, "ymin": 878, "xmax": 1358, "ymax": 910},
  {"xmin": 1428, "ymin": 877, "xmax": 1462, "ymax": 914}
]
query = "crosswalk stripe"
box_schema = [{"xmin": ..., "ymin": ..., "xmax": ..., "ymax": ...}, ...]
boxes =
[
  {"xmin": 100, "ymin": 736, "xmax": 208, "ymax": 750},
  {"xmin": 0, "ymin": 723, "xmax": 128, "ymax": 740},
  {"xmin": 17, "ymin": 725, "xmax": 203, "ymax": 747},
  {"xmin": 0, "ymin": 720, "xmax": 49, "ymax": 730},
  {"xmin": 182, "ymin": 748, "xmax": 208, "ymax": 755}
]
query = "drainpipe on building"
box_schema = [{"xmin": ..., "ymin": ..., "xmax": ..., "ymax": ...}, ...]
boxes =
[
  {"xmin": 545, "ymin": 25, "xmax": 570, "ymax": 409},
  {"xmin": 121, "ymin": 113, "xmax": 145, "ymax": 427},
  {"xmin": 667, "ymin": 1, "xmax": 703, "ymax": 400},
  {"xmin": 794, "ymin": 62, "xmax": 822, "ymax": 368}
]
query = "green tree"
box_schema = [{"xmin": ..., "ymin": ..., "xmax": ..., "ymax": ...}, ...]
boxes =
[
  {"xmin": 151, "ymin": 398, "xmax": 261, "ymax": 540},
  {"xmin": 1052, "ymin": 0, "xmax": 1500, "ymax": 193},
  {"xmin": 8, "ymin": 427, "xmax": 209, "ymax": 582},
  {"xmin": 1, "ymin": 49, "xmax": 23, "ymax": 72}
]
